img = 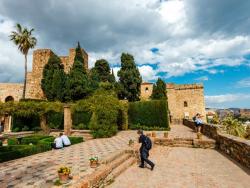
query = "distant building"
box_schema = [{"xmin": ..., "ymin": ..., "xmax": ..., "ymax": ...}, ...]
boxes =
[{"xmin": 141, "ymin": 82, "xmax": 206, "ymax": 123}]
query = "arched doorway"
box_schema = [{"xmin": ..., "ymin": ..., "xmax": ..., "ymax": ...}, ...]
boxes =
[{"xmin": 5, "ymin": 96, "xmax": 14, "ymax": 102}]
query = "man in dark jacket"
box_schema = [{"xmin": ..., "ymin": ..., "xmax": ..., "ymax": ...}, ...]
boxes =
[{"xmin": 137, "ymin": 130, "xmax": 155, "ymax": 170}]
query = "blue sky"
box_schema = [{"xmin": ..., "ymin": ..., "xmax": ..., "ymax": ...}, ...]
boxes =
[{"xmin": 0, "ymin": 0, "xmax": 250, "ymax": 108}]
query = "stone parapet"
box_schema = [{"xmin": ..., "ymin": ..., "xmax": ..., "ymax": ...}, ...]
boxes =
[{"xmin": 183, "ymin": 119, "xmax": 250, "ymax": 169}]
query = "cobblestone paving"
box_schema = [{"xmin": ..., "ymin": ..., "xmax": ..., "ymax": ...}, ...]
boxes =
[
  {"xmin": 109, "ymin": 146, "xmax": 250, "ymax": 188},
  {"xmin": 0, "ymin": 131, "xmax": 138, "ymax": 187}
]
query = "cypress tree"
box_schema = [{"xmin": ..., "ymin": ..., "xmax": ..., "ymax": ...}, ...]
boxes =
[
  {"xmin": 110, "ymin": 69, "xmax": 116, "ymax": 83},
  {"xmin": 117, "ymin": 53, "xmax": 142, "ymax": 101},
  {"xmin": 74, "ymin": 41, "xmax": 86, "ymax": 74},
  {"xmin": 151, "ymin": 78, "xmax": 167, "ymax": 99},
  {"xmin": 41, "ymin": 54, "xmax": 66, "ymax": 101},
  {"xmin": 65, "ymin": 42, "xmax": 90, "ymax": 101}
]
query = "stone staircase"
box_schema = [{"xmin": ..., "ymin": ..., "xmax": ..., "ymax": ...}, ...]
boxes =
[
  {"xmin": 154, "ymin": 137, "xmax": 216, "ymax": 149},
  {"xmin": 73, "ymin": 149, "xmax": 137, "ymax": 188}
]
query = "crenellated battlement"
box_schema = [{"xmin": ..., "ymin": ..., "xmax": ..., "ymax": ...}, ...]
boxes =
[{"xmin": 166, "ymin": 83, "xmax": 203, "ymax": 90}]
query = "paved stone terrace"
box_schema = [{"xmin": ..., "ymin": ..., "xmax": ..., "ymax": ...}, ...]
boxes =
[
  {"xmin": 0, "ymin": 131, "xmax": 138, "ymax": 187},
  {"xmin": 0, "ymin": 124, "xmax": 249, "ymax": 188},
  {"xmin": 109, "ymin": 146, "xmax": 250, "ymax": 188}
]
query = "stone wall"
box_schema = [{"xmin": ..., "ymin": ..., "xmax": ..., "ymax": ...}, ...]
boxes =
[
  {"xmin": 140, "ymin": 82, "xmax": 206, "ymax": 122},
  {"xmin": 0, "ymin": 83, "xmax": 23, "ymax": 102},
  {"xmin": 26, "ymin": 49, "xmax": 53, "ymax": 99},
  {"xmin": 183, "ymin": 119, "xmax": 250, "ymax": 169}
]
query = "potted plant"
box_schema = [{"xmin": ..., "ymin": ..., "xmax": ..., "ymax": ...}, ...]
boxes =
[
  {"xmin": 89, "ymin": 156, "xmax": 99, "ymax": 168},
  {"xmin": 58, "ymin": 166, "xmax": 71, "ymax": 183},
  {"xmin": 164, "ymin": 132, "xmax": 168, "ymax": 138},
  {"xmin": 197, "ymin": 132, "xmax": 202, "ymax": 139},
  {"xmin": 128, "ymin": 139, "xmax": 134, "ymax": 146}
]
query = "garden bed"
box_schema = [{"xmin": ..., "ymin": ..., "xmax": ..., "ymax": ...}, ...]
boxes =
[{"xmin": 0, "ymin": 135, "xmax": 84, "ymax": 163}]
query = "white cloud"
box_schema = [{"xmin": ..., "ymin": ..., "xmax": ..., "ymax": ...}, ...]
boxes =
[
  {"xmin": 195, "ymin": 76, "xmax": 209, "ymax": 81},
  {"xmin": 237, "ymin": 77, "xmax": 250, "ymax": 88},
  {"xmin": 205, "ymin": 93, "xmax": 250, "ymax": 108},
  {"xmin": 138, "ymin": 65, "xmax": 158, "ymax": 81}
]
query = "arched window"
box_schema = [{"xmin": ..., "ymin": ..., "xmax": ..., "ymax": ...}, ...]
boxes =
[
  {"xmin": 145, "ymin": 87, "xmax": 149, "ymax": 93},
  {"xmin": 184, "ymin": 101, "xmax": 188, "ymax": 107},
  {"xmin": 5, "ymin": 96, "xmax": 14, "ymax": 103}
]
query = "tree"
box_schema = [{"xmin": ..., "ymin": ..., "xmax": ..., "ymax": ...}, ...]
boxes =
[
  {"xmin": 10, "ymin": 23, "xmax": 37, "ymax": 99},
  {"xmin": 41, "ymin": 54, "xmax": 66, "ymax": 101},
  {"xmin": 74, "ymin": 41, "xmax": 86, "ymax": 74},
  {"xmin": 151, "ymin": 78, "xmax": 167, "ymax": 99},
  {"xmin": 90, "ymin": 59, "xmax": 115, "ymax": 83},
  {"xmin": 110, "ymin": 69, "xmax": 116, "ymax": 83},
  {"xmin": 117, "ymin": 53, "xmax": 142, "ymax": 101},
  {"xmin": 222, "ymin": 116, "xmax": 246, "ymax": 137},
  {"xmin": 65, "ymin": 43, "xmax": 90, "ymax": 101}
]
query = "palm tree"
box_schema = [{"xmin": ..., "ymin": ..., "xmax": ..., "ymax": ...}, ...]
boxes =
[
  {"xmin": 222, "ymin": 116, "xmax": 246, "ymax": 137},
  {"xmin": 10, "ymin": 23, "xmax": 37, "ymax": 99}
]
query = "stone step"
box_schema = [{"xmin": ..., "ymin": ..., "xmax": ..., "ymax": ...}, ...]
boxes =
[
  {"xmin": 167, "ymin": 140, "xmax": 193, "ymax": 144},
  {"xmin": 101, "ymin": 150, "xmax": 126, "ymax": 165},
  {"xmin": 169, "ymin": 144, "xmax": 194, "ymax": 148},
  {"xmin": 111, "ymin": 157, "xmax": 136, "ymax": 178},
  {"xmin": 109, "ymin": 153, "xmax": 131, "ymax": 171}
]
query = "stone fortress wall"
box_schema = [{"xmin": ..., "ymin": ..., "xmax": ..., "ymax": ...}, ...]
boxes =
[
  {"xmin": 0, "ymin": 48, "xmax": 88, "ymax": 102},
  {"xmin": 0, "ymin": 83, "xmax": 23, "ymax": 102},
  {"xmin": 141, "ymin": 82, "xmax": 206, "ymax": 123}
]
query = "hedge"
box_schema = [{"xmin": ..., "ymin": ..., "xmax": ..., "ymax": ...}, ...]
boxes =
[
  {"xmin": 0, "ymin": 136, "xmax": 84, "ymax": 162},
  {"xmin": 47, "ymin": 112, "xmax": 64, "ymax": 129},
  {"xmin": 12, "ymin": 114, "xmax": 40, "ymax": 132},
  {"xmin": 0, "ymin": 145, "xmax": 50, "ymax": 162},
  {"xmin": 21, "ymin": 135, "xmax": 53, "ymax": 145},
  {"xmin": 72, "ymin": 111, "xmax": 92, "ymax": 129},
  {"xmin": 128, "ymin": 100, "xmax": 169, "ymax": 129},
  {"xmin": 129, "ymin": 124, "xmax": 170, "ymax": 131}
]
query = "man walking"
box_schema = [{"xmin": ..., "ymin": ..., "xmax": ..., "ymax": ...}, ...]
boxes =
[{"xmin": 137, "ymin": 130, "xmax": 155, "ymax": 170}]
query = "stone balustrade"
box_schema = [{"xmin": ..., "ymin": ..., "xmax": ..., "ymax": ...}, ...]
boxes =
[{"xmin": 183, "ymin": 119, "xmax": 250, "ymax": 169}]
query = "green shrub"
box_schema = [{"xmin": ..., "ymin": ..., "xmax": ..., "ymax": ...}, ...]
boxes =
[
  {"xmin": 0, "ymin": 145, "xmax": 50, "ymax": 163},
  {"xmin": 47, "ymin": 112, "xmax": 64, "ymax": 129},
  {"xmin": 73, "ymin": 90, "xmax": 127, "ymax": 138},
  {"xmin": 129, "ymin": 124, "xmax": 170, "ymax": 131},
  {"xmin": 12, "ymin": 114, "xmax": 40, "ymax": 132},
  {"xmin": 128, "ymin": 100, "xmax": 169, "ymax": 129},
  {"xmin": 12, "ymin": 127, "xmax": 20, "ymax": 132},
  {"xmin": 8, "ymin": 138, "xmax": 18, "ymax": 145},
  {"xmin": 72, "ymin": 111, "xmax": 92, "ymax": 129},
  {"xmin": 22, "ymin": 126, "xmax": 30, "ymax": 131},
  {"xmin": 21, "ymin": 135, "xmax": 52, "ymax": 145},
  {"xmin": 69, "ymin": 136, "xmax": 84, "ymax": 144},
  {"xmin": 73, "ymin": 123, "xmax": 88, "ymax": 130},
  {"xmin": 32, "ymin": 127, "xmax": 42, "ymax": 132}
]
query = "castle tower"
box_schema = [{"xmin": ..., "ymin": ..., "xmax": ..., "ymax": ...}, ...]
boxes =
[{"xmin": 26, "ymin": 48, "xmax": 88, "ymax": 99}]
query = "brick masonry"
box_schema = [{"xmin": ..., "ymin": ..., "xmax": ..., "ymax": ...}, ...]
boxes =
[
  {"xmin": 141, "ymin": 83, "xmax": 206, "ymax": 123},
  {"xmin": 183, "ymin": 119, "xmax": 250, "ymax": 169}
]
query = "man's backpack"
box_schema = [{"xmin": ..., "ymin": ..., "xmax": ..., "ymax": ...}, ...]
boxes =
[
  {"xmin": 192, "ymin": 116, "xmax": 196, "ymax": 121},
  {"xmin": 144, "ymin": 136, "xmax": 152, "ymax": 150}
]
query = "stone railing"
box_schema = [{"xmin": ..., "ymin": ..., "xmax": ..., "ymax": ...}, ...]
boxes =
[{"xmin": 183, "ymin": 119, "xmax": 250, "ymax": 169}]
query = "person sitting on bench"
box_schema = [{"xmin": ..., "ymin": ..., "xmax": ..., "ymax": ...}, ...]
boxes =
[
  {"xmin": 61, "ymin": 133, "xmax": 71, "ymax": 147},
  {"xmin": 51, "ymin": 133, "xmax": 63, "ymax": 149}
]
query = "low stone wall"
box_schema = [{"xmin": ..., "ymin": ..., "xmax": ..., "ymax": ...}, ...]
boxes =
[{"xmin": 183, "ymin": 119, "xmax": 250, "ymax": 169}]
